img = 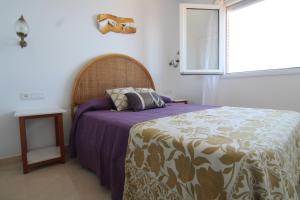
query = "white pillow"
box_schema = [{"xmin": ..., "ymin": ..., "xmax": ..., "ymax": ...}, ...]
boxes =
[{"xmin": 106, "ymin": 87, "xmax": 135, "ymax": 111}]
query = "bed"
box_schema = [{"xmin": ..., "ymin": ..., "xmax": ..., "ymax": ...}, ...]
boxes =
[{"xmin": 70, "ymin": 54, "xmax": 300, "ymax": 200}]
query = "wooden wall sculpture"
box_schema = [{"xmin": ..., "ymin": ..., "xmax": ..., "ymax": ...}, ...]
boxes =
[{"xmin": 97, "ymin": 14, "xmax": 136, "ymax": 34}]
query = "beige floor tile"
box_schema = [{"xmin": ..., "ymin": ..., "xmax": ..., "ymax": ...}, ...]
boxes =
[
  {"xmin": 1, "ymin": 158, "xmax": 300, "ymax": 200},
  {"xmin": 0, "ymin": 159, "xmax": 111, "ymax": 200}
]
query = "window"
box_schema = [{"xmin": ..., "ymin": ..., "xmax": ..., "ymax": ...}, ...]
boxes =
[
  {"xmin": 227, "ymin": 0, "xmax": 300, "ymax": 74},
  {"xmin": 180, "ymin": 4, "xmax": 225, "ymax": 75}
]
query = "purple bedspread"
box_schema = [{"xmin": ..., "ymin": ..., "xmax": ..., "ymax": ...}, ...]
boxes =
[{"xmin": 70, "ymin": 102, "xmax": 217, "ymax": 200}]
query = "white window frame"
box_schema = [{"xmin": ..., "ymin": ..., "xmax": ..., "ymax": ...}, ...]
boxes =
[
  {"xmin": 180, "ymin": 4, "xmax": 226, "ymax": 75},
  {"xmin": 222, "ymin": 67, "xmax": 300, "ymax": 79}
]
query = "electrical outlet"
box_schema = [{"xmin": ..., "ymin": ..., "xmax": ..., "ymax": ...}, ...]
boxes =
[{"xmin": 20, "ymin": 93, "xmax": 45, "ymax": 100}]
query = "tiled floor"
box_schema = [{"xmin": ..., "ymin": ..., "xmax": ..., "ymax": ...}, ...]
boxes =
[
  {"xmin": 1, "ymin": 157, "xmax": 300, "ymax": 200},
  {"xmin": 0, "ymin": 158, "xmax": 111, "ymax": 200}
]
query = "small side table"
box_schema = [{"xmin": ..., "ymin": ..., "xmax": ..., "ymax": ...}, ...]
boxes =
[
  {"xmin": 173, "ymin": 99, "xmax": 188, "ymax": 104},
  {"xmin": 14, "ymin": 108, "xmax": 66, "ymax": 174}
]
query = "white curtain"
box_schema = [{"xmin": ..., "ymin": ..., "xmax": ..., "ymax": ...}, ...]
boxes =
[
  {"xmin": 201, "ymin": 0, "xmax": 222, "ymax": 105},
  {"xmin": 201, "ymin": 75, "xmax": 220, "ymax": 105}
]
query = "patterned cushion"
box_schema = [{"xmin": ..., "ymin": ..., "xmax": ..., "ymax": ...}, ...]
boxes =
[
  {"xmin": 125, "ymin": 91, "xmax": 165, "ymax": 112},
  {"xmin": 134, "ymin": 88, "xmax": 155, "ymax": 93},
  {"xmin": 106, "ymin": 87, "xmax": 135, "ymax": 111},
  {"xmin": 135, "ymin": 88, "xmax": 172, "ymax": 103}
]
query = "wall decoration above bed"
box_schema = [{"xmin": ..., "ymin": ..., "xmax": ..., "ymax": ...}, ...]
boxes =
[{"xmin": 97, "ymin": 14, "xmax": 136, "ymax": 34}]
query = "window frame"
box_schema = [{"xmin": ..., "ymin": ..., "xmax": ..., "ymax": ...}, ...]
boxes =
[{"xmin": 179, "ymin": 4, "xmax": 226, "ymax": 75}]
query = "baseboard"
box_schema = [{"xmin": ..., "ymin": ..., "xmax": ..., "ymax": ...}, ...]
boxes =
[
  {"xmin": 0, "ymin": 155, "xmax": 21, "ymax": 165},
  {"xmin": 0, "ymin": 146, "xmax": 69, "ymax": 165}
]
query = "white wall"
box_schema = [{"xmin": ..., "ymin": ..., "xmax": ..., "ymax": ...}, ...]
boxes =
[
  {"xmin": 0, "ymin": 0, "xmax": 184, "ymax": 158},
  {"xmin": 216, "ymin": 75, "xmax": 300, "ymax": 112}
]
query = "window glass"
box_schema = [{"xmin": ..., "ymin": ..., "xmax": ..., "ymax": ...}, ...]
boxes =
[
  {"xmin": 186, "ymin": 9, "xmax": 219, "ymax": 70},
  {"xmin": 227, "ymin": 0, "xmax": 300, "ymax": 73}
]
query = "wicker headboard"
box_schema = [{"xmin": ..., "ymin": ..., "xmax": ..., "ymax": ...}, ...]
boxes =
[{"xmin": 71, "ymin": 54, "xmax": 155, "ymax": 114}]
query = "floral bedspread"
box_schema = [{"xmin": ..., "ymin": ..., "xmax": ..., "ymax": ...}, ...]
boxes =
[{"xmin": 123, "ymin": 106, "xmax": 300, "ymax": 200}]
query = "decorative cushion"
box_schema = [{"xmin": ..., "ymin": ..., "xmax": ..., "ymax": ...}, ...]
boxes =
[
  {"xmin": 125, "ymin": 91, "xmax": 166, "ymax": 112},
  {"xmin": 135, "ymin": 88, "xmax": 172, "ymax": 103},
  {"xmin": 134, "ymin": 88, "xmax": 155, "ymax": 93},
  {"xmin": 106, "ymin": 87, "xmax": 135, "ymax": 111}
]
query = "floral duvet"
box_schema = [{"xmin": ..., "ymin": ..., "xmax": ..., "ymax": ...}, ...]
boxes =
[{"xmin": 123, "ymin": 106, "xmax": 300, "ymax": 200}]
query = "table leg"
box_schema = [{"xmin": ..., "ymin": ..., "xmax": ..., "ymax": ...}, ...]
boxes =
[
  {"xmin": 19, "ymin": 117, "xmax": 29, "ymax": 174},
  {"xmin": 55, "ymin": 114, "xmax": 65, "ymax": 163},
  {"xmin": 54, "ymin": 116, "xmax": 60, "ymax": 146}
]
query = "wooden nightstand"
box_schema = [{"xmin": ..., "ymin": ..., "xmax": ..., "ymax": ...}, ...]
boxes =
[
  {"xmin": 14, "ymin": 108, "xmax": 66, "ymax": 174},
  {"xmin": 173, "ymin": 99, "xmax": 188, "ymax": 104}
]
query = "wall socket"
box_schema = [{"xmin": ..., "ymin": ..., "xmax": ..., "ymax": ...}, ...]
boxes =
[{"xmin": 20, "ymin": 93, "xmax": 45, "ymax": 100}]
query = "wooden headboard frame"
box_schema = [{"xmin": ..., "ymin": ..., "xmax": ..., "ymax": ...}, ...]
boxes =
[{"xmin": 71, "ymin": 54, "xmax": 155, "ymax": 116}]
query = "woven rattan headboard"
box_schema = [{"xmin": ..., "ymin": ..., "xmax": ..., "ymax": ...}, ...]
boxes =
[{"xmin": 71, "ymin": 54, "xmax": 155, "ymax": 114}]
